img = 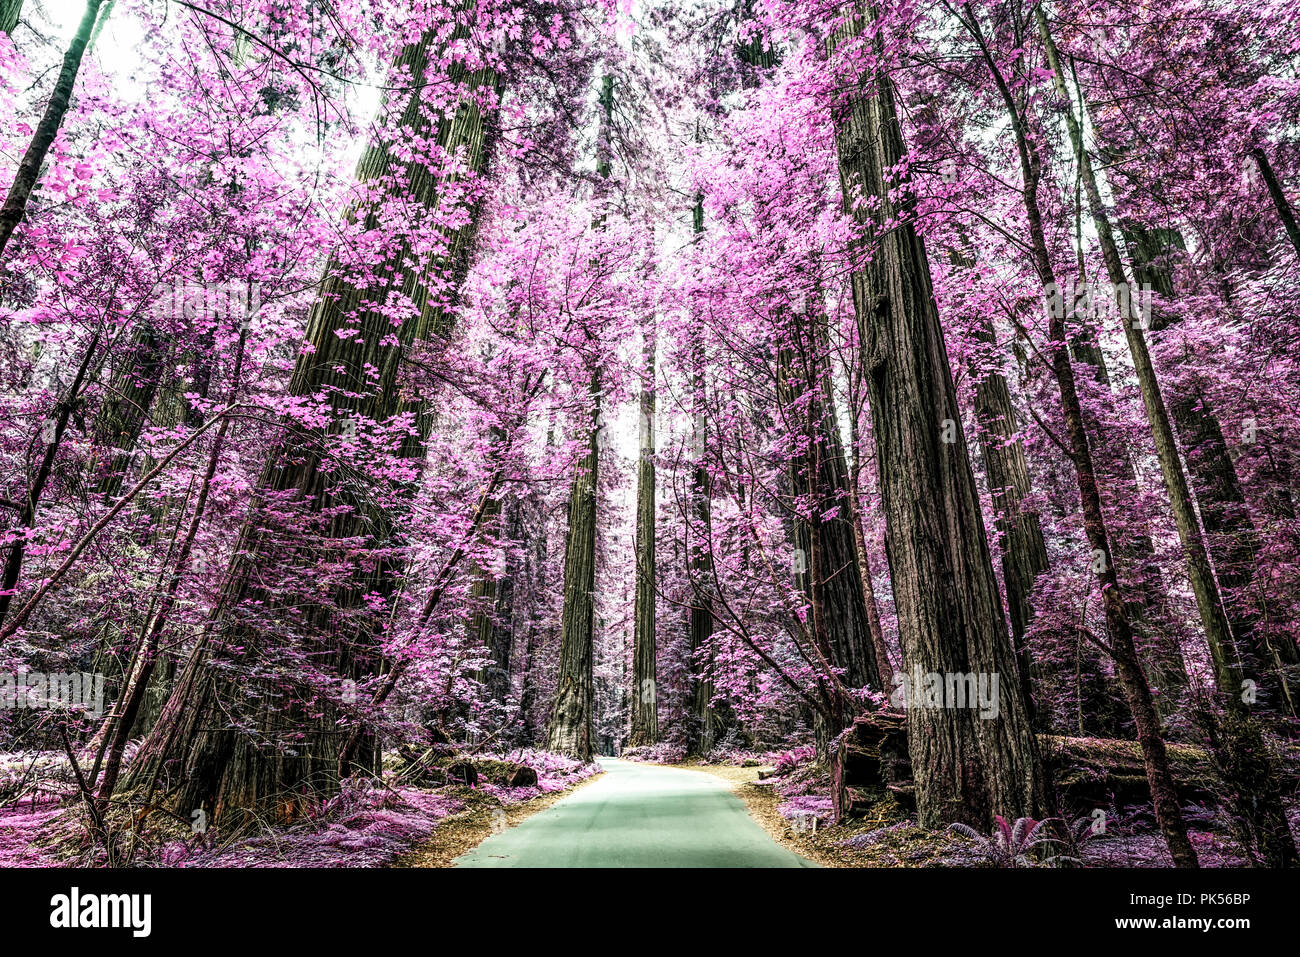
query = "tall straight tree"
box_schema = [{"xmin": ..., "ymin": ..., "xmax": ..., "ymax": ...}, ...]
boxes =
[
  {"xmin": 123, "ymin": 14, "xmax": 503, "ymax": 818},
  {"xmin": 830, "ymin": 1, "xmax": 1044, "ymax": 829},
  {"xmin": 547, "ymin": 74, "xmax": 616, "ymax": 759},
  {"xmin": 779, "ymin": 282, "xmax": 883, "ymax": 696},
  {"xmin": 628, "ymin": 307, "xmax": 657, "ymax": 747}
]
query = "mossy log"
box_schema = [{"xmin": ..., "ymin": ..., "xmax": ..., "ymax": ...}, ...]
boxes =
[{"xmin": 831, "ymin": 713, "xmax": 1249, "ymax": 822}]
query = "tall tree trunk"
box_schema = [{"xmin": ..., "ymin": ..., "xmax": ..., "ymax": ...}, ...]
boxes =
[
  {"xmin": 951, "ymin": 248, "xmax": 1048, "ymax": 724},
  {"xmin": 830, "ymin": 3, "xmax": 1044, "ymax": 829},
  {"xmin": 1036, "ymin": 6, "xmax": 1296, "ymax": 866},
  {"xmin": 0, "ymin": 0, "xmax": 103, "ymax": 261},
  {"xmin": 545, "ymin": 374, "xmax": 599, "ymax": 761},
  {"xmin": 629, "ymin": 322, "xmax": 657, "ymax": 747},
  {"xmin": 92, "ymin": 323, "xmax": 170, "ymax": 498},
  {"xmin": 122, "ymin": 21, "xmax": 501, "ymax": 820},
  {"xmin": 846, "ymin": 411, "xmax": 894, "ymax": 689},
  {"xmin": 1250, "ymin": 147, "xmax": 1300, "ymax": 261},
  {"xmin": 546, "ymin": 74, "xmax": 613, "ymax": 760},
  {"xmin": 1125, "ymin": 223, "xmax": 1299, "ymax": 716},
  {"xmin": 785, "ymin": 294, "xmax": 884, "ymax": 695},
  {"xmin": 685, "ymin": 178, "xmax": 725, "ymax": 755},
  {"xmin": 0, "ymin": 330, "xmax": 101, "ymax": 631}
]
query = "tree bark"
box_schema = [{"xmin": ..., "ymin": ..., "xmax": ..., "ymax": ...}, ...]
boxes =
[
  {"xmin": 0, "ymin": 0, "xmax": 21, "ymax": 36},
  {"xmin": 830, "ymin": 3, "xmax": 1044, "ymax": 829},
  {"xmin": 545, "ymin": 374, "xmax": 599, "ymax": 761},
  {"xmin": 1251, "ymin": 147, "xmax": 1300, "ymax": 261},
  {"xmin": 629, "ymin": 322, "xmax": 657, "ymax": 747},
  {"xmin": 0, "ymin": 0, "xmax": 103, "ymax": 261},
  {"xmin": 122, "ymin": 20, "xmax": 501, "ymax": 820}
]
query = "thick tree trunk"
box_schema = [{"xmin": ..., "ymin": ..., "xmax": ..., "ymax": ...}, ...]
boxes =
[
  {"xmin": 830, "ymin": 5, "xmax": 1044, "ymax": 829},
  {"xmin": 546, "ymin": 375, "xmax": 599, "ymax": 761},
  {"xmin": 0, "ymin": 0, "xmax": 21, "ymax": 35},
  {"xmin": 122, "ymin": 22, "xmax": 501, "ymax": 820},
  {"xmin": 0, "ymin": 0, "xmax": 102, "ymax": 261}
]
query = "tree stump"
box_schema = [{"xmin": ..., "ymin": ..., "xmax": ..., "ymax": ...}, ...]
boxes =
[{"xmin": 506, "ymin": 764, "xmax": 538, "ymax": 788}]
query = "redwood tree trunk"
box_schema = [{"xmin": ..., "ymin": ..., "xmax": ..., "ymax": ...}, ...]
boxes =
[
  {"xmin": 546, "ymin": 375, "xmax": 599, "ymax": 761},
  {"xmin": 830, "ymin": 5, "xmax": 1044, "ymax": 829},
  {"xmin": 629, "ymin": 326, "xmax": 658, "ymax": 747},
  {"xmin": 0, "ymin": 0, "xmax": 22, "ymax": 36},
  {"xmin": 122, "ymin": 21, "xmax": 501, "ymax": 820}
]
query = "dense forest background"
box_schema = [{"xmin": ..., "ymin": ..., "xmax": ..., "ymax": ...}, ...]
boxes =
[{"xmin": 1, "ymin": 0, "xmax": 1299, "ymax": 869}]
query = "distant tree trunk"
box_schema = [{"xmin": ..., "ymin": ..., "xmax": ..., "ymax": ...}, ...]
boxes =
[
  {"xmin": 684, "ymin": 180, "xmax": 726, "ymax": 755},
  {"xmin": 0, "ymin": 0, "xmax": 103, "ymax": 261},
  {"xmin": 951, "ymin": 248, "xmax": 1047, "ymax": 724},
  {"xmin": 470, "ymin": 456, "xmax": 515, "ymax": 710},
  {"xmin": 782, "ymin": 293, "xmax": 883, "ymax": 696},
  {"xmin": 1250, "ymin": 147, "xmax": 1300, "ymax": 261},
  {"xmin": 0, "ymin": 0, "xmax": 22, "ymax": 35},
  {"xmin": 122, "ymin": 21, "xmax": 501, "ymax": 820},
  {"xmin": 547, "ymin": 75, "xmax": 614, "ymax": 760},
  {"xmin": 1036, "ymin": 8, "xmax": 1296, "ymax": 865},
  {"xmin": 846, "ymin": 411, "xmax": 894, "ymax": 690},
  {"xmin": 546, "ymin": 374, "xmax": 599, "ymax": 761},
  {"xmin": 92, "ymin": 323, "xmax": 170, "ymax": 498},
  {"xmin": 1126, "ymin": 223, "xmax": 1299, "ymax": 717},
  {"xmin": 830, "ymin": 4, "xmax": 1044, "ymax": 829},
  {"xmin": 629, "ymin": 323, "xmax": 657, "ymax": 747},
  {"xmin": 0, "ymin": 330, "xmax": 101, "ymax": 631}
]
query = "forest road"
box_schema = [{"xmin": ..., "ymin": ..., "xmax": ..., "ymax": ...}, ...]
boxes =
[{"xmin": 453, "ymin": 757, "xmax": 819, "ymax": 867}]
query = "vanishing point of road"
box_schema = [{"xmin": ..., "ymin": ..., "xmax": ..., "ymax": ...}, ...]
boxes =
[{"xmin": 454, "ymin": 758, "xmax": 818, "ymax": 868}]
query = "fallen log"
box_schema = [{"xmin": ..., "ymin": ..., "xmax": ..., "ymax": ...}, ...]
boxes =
[{"xmin": 831, "ymin": 713, "xmax": 1235, "ymax": 823}]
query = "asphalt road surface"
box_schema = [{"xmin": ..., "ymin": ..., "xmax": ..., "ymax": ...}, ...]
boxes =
[{"xmin": 454, "ymin": 757, "xmax": 818, "ymax": 868}]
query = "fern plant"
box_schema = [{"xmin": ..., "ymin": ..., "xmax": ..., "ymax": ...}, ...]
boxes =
[{"xmin": 947, "ymin": 815, "xmax": 1062, "ymax": 867}]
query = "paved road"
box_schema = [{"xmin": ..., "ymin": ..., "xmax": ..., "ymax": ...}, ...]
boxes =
[{"xmin": 454, "ymin": 757, "xmax": 817, "ymax": 868}]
